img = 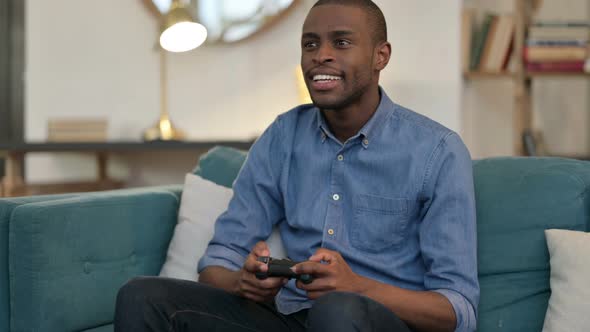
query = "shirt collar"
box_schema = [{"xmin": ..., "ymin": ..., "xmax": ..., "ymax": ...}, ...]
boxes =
[
  {"xmin": 315, "ymin": 87, "xmax": 395, "ymax": 147},
  {"xmin": 316, "ymin": 110, "xmax": 330, "ymax": 143},
  {"xmin": 358, "ymin": 87, "xmax": 395, "ymax": 142}
]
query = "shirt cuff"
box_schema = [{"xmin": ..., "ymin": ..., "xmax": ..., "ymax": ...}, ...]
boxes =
[
  {"xmin": 197, "ymin": 244, "xmax": 246, "ymax": 273},
  {"xmin": 433, "ymin": 288, "xmax": 477, "ymax": 332}
]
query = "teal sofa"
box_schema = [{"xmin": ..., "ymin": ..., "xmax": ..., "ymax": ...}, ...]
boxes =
[{"xmin": 1, "ymin": 146, "xmax": 589, "ymax": 332}]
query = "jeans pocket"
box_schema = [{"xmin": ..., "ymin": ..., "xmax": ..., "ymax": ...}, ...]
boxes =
[{"xmin": 350, "ymin": 194, "xmax": 409, "ymax": 253}]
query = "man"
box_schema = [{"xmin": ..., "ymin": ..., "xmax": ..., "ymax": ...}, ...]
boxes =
[{"xmin": 114, "ymin": 0, "xmax": 479, "ymax": 331}]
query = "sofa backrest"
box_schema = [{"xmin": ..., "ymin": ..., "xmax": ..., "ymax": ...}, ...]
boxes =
[
  {"xmin": 193, "ymin": 146, "xmax": 247, "ymax": 188},
  {"xmin": 473, "ymin": 157, "xmax": 590, "ymax": 332},
  {"xmin": 197, "ymin": 147, "xmax": 590, "ymax": 332}
]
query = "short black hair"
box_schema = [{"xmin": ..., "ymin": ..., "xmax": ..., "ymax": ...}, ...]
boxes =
[{"xmin": 312, "ymin": 0, "xmax": 387, "ymax": 45}]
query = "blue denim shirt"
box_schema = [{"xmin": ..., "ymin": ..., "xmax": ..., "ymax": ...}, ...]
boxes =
[{"xmin": 198, "ymin": 89, "xmax": 479, "ymax": 331}]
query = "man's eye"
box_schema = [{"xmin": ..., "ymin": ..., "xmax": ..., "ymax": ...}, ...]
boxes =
[
  {"xmin": 335, "ymin": 39, "xmax": 351, "ymax": 47},
  {"xmin": 303, "ymin": 41, "xmax": 318, "ymax": 49}
]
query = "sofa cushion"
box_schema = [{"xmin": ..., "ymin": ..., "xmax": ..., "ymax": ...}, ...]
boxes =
[
  {"xmin": 8, "ymin": 189, "xmax": 179, "ymax": 332},
  {"xmin": 542, "ymin": 229, "xmax": 590, "ymax": 332},
  {"xmin": 474, "ymin": 157, "xmax": 590, "ymax": 332},
  {"xmin": 193, "ymin": 146, "xmax": 247, "ymax": 188}
]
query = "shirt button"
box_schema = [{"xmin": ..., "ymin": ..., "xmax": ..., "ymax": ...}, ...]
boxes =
[
  {"xmin": 332, "ymin": 194, "xmax": 340, "ymax": 201},
  {"xmin": 328, "ymin": 229, "xmax": 335, "ymax": 235},
  {"xmin": 337, "ymin": 155, "xmax": 344, "ymax": 161},
  {"xmin": 363, "ymin": 139, "xmax": 369, "ymax": 146}
]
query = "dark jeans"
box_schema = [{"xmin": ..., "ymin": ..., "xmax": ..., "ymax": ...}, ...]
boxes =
[{"xmin": 114, "ymin": 276, "xmax": 413, "ymax": 332}]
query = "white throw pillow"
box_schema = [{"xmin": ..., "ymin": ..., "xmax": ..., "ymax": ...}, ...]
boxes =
[
  {"xmin": 542, "ymin": 229, "xmax": 590, "ymax": 332},
  {"xmin": 159, "ymin": 173, "xmax": 286, "ymax": 281}
]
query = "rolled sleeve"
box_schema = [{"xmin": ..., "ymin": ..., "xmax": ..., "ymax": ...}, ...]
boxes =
[
  {"xmin": 420, "ymin": 133, "xmax": 480, "ymax": 332},
  {"xmin": 433, "ymin": 289, "xmax": 477, "ymax": 332},
  {"xmin": 197, "ymin": 243, "xmax": 246, "ymax": 273},
  {"xmin": 197, "ymin": 117, "xmax": 286, "ymax": 274}
]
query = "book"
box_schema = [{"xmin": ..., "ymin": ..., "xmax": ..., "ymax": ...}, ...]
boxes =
[
  {"xmin": 527, "ymin": 39, "xmax": 588, "ymax": 47},
  {"xmin": 532, "ymin": 21, "xmax": 590, "ymax": 28},
  {"xmin": 524, "ymin": 46, "xmax": 587, "ymax": 62},
  {"xmin": 47, "ymin": 133, "xmax": 108, "ymax": 142},
  {"xmin": 480, "ymin": 14, "xmax": 514, "ymax": 72},
  {"xmin": 526, "ymin": 61, "xmax": 585, "ymax": 72},
  {"xmin": 462, "ymin": 8, "xmax": 476, "ymax": 73},
  {"xmin": 529, "ymin": 26, "xmax": 590, "ymax": 40},
  {"xmin": 502, "ymin": 38, "xmax": 514, "ymax": 70},
  {"xmin": 478, "ymin": 16, "xmax": 499, "ymax": 71},
  {"xmin": 47, "ymin": 118, "xmax": 108, "ymax": 142},
  {"xmin": 470, "ymin": 13, "xmax": 496, "ymax": 70}
]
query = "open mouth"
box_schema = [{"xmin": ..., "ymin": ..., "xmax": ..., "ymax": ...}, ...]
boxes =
[
  {"xmin": 310, "ymin": 74, "xmax": 343, "ymax": 91},
  {"xmin": 312, "ymin": 74, "xmax": 343, "ymax": 82}
]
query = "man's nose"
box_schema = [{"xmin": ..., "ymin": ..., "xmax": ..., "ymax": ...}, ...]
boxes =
[{"xmin": 314, "ymin": 44, "xmax": 334, "ymax": 64}]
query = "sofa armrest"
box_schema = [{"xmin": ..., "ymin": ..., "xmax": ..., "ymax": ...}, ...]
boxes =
[
  {"xmin": 8, "ymin": 188, "xmax": 179, "ymax": 332},
  {"xmin": 1, "ymin": 193, "xmax": 82, "ymax": 332}
]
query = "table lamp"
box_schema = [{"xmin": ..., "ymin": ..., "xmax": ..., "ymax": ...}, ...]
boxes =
[{"xmin": 144, "ymin": 0, "xmax": 208, "ymax": 141}]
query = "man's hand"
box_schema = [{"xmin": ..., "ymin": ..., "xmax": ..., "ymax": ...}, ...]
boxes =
[
  {"xmin": 233, "ymin": 241, "xmax": 288, "ymax": 303},
  {"xmin": 292, "ymin": 248, "xmax": 368, "ymax": 299}
]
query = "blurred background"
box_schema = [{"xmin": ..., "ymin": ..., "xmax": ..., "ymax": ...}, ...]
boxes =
[{"xmin": 1, "ymin": 0, "xmax": 589, "ymax": 196}]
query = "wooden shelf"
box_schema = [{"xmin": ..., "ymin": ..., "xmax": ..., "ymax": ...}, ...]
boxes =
[
  {"xmin": 527, "ymin": 72, "xmax": 590, "ymax": 78},
  {"xmin": 463, "ymin": 71, "xmax": 516, "ymax": 79},
  {"xmin": 463, "ymin": 0, "xmax": 590, "ymax": 156},
  {"xmin": 465, "ymin": 71, "xmax": 590, "ymax": 80}
]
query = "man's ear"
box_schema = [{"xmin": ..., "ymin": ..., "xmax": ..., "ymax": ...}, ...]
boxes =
[{"xmin": 375, "ymin": 41, "xmax": 391, "ymax": 71}]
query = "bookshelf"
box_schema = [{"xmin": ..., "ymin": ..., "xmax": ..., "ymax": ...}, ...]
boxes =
[{"xmin": 463, "ymin": 0, "xmax": 590, "ymax": 157}]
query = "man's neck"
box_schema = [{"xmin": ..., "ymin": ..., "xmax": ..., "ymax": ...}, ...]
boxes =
[{"xmin": 321, "ymin": 86, "xmax": 381, "ymax": 143}]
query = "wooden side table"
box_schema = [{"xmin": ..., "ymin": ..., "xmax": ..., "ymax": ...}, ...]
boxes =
[{"xmin": 0, "ymin": 150, "xmax": 26, "ymax": 197}]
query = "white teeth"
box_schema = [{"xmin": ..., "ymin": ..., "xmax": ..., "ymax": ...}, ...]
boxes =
[{"xmin": 313, "ymin": 74, "xmax": 342, "ymax": 81}]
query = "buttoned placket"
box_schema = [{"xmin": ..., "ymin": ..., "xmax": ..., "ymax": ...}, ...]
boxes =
[{"xmin": 321, "ymin": 141, "xmax": 355, "ymax": 247}]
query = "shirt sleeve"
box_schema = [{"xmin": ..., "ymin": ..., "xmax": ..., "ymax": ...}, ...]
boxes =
[
  {"xmin": 197, "ymin": 116, "xmax": 286, "ymax": 273},
  {"xmin": 419, "ymin": 132, "xmax": 480, "ymax": 332}
]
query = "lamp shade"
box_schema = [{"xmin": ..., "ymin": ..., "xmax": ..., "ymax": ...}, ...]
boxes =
[{"xmin": 159, "ymin": 1, "xmax": 207, "ymax": 52}]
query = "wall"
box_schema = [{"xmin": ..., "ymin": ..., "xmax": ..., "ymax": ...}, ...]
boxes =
[
  {"xmin": 462, "ymin": 0, "xmax": 590, "ymax": 158},
  {"xmin": 25, "ymin": 0, "xmax": 462, "ymax": 185}
]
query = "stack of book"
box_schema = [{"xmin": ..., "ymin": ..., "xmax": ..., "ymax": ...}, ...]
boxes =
[
  {"xmin": 47, "ymin": 119, "xmax": 108, "ymax": 142},
  {"xmin": 525, "ymin": 21, "xmax": 590, "ymax": 73},
  {"xmin": 464, "ymin": 11, "xmax": 515, "ymax": 73}
]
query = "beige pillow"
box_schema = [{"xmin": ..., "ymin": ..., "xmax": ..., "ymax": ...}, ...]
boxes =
[
  {"xmin": 159, "ymin": 173, "xmax": 286, "ymax": 281},
  {"xmin": 542, "ymin": 229, "xmax": 590, "ymax": 332}
]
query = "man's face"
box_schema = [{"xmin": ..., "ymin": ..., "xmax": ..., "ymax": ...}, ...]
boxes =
[{"xmin": 301, "ymin": 5, "xmax": 377, "ymax": 110}]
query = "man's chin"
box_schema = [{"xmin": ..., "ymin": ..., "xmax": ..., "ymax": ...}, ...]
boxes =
[{"xmin": 310, "ymin": 97, "xmax": 347, "ymax": 111}]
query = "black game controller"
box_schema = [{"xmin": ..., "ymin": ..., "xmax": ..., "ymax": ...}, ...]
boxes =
[{"xmin": 255, "ymin": 256, "xmax": 314, "ymax": 284}]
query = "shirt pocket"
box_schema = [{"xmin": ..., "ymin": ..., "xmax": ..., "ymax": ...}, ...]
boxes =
[{"xmin": 350, "ymin": 194, "xmax": 409, "ymax": 253}]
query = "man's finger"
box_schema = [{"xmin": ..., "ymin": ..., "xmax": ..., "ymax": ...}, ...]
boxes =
[
  {"xmin": 253, "ymin": 241, "xmax": 270, "ymax": 257},
  {"xmin": 295, "ymin": 273, "xmax": 336, "ymax": 290},
  {"xmin": 309, "ymin": 249, "xmax": 336, "ymax": 263},
  {"xmin": 292, "ymin": 261, "xmax": 330, "ymax": 276},
  {"xmin": 243, "ymin": 254, "xmax": 267, "ymax": 273}
]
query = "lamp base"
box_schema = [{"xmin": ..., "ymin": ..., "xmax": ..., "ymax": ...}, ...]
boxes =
[{"xmin": 143, "ymin": 115, "xmax": 186, "ymax": 141}]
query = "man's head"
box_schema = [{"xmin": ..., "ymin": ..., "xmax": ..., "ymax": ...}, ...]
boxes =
[
  {"xmin": 301, "ymin": 0, "xmax": 391, "ymax": 110},
  {"xmin": 312, "ymin": 0, "xmax": 387, "ymax": 46}
]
